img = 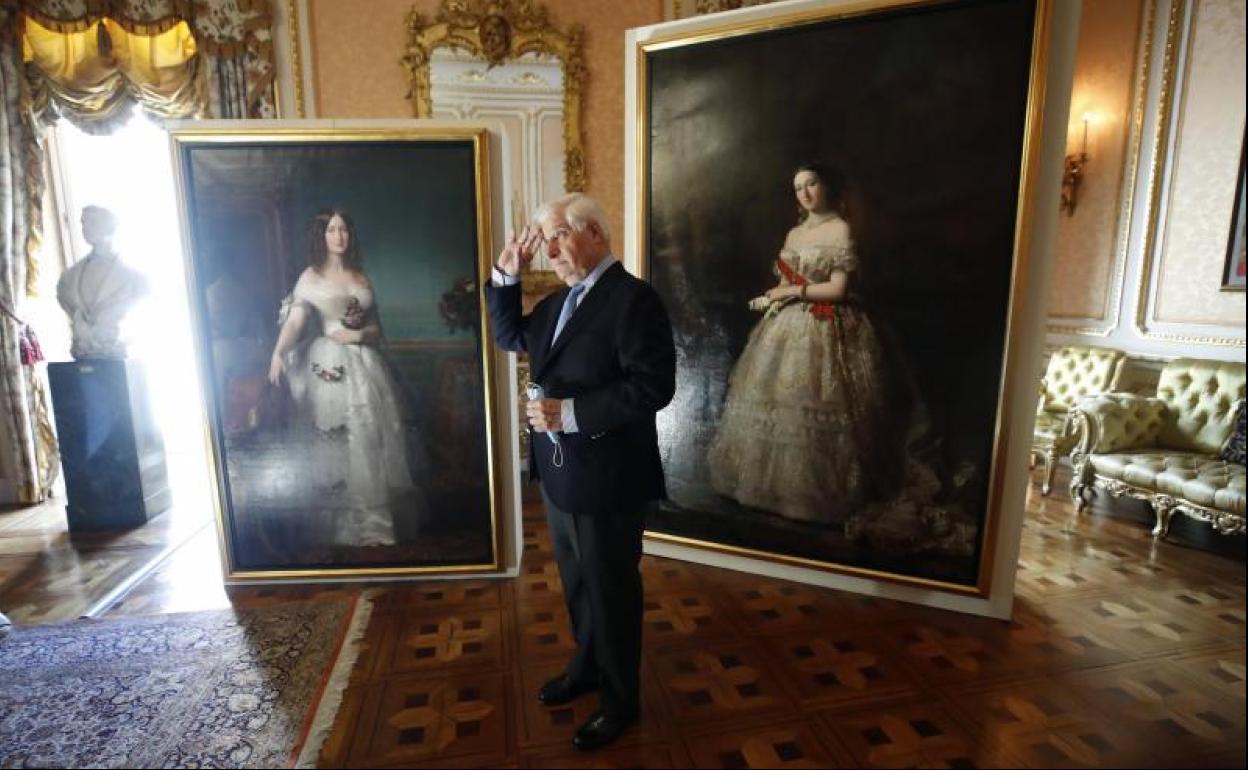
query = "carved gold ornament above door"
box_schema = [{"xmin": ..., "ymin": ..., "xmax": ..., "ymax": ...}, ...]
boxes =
[{"xmin": 401, "ymin": 0, "xmax": 586, "ymax": 192}]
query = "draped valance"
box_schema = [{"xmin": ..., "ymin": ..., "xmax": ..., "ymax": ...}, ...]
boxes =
[
  {"xmin": 23, "ymin": 15, "xmax": 202, "ymax": 133},
  {"xmin": 18, "ymin": 0, "xmax": 277, "ymax": 126}
]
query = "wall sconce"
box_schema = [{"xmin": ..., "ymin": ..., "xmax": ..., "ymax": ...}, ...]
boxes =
[{"xmin": 1061, "ymin": 113, "xmax": 1092, "ymax": 215}]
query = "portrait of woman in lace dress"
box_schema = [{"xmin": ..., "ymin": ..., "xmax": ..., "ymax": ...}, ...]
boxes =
[
  {"xmin": 266, "ymin": 208, "xmax": 415, "ymax": 548},
  {"xmin": 708, "ymin": 164, "xmax": 937, "ymax": 527},
  {"xmin": 643, "ymin": 0, "xmax": 1038, "ymax": 587}
]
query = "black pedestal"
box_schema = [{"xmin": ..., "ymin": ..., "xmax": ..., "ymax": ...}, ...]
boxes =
[{"xmin": 48, "ymin": 359, "xmax": 172, "ymax": 531}]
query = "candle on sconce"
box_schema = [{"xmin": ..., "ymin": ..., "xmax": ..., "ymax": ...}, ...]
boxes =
[
  {"xmin": 1061, "ymin": 110, "xmax": 1097, "ymax": 215},
  {"xmin": 1079, "ymin": 111, "xmax": 1098, "ymax": 157}
]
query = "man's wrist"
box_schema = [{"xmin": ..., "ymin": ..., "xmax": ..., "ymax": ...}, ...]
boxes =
[{"xmin": 492, "ymin": 265, "xmax": 521, "ymax": 287}]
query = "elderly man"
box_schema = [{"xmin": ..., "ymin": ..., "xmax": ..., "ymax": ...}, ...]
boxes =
[{"xmin": 485, "ymin": 193, "xmax": 675, "ymax": 750}]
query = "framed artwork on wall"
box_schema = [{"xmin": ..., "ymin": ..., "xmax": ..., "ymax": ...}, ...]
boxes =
[
  {"xmin": 172, "ymin": 126, "xmax": 503, "ymax": 581},
  {"xmin": 1222, "ymin": 133, "xmax": 1246, "ymax": 292},
  {"xmin": 630, "ymin": 0, "xmax": 1053, "ymax": 595}
]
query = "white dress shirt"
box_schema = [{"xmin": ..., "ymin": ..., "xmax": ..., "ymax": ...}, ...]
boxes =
[{"xmin": 493, "ymin": 255, "xmax": 617, "ymax": 433}]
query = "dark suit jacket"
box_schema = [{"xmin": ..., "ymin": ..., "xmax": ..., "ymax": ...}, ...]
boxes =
[{"xmin": 485, "ymin": 262, "xmax": 676, "ymax": 516}]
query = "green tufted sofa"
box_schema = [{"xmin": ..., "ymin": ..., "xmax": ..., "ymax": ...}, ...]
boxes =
[
  {"xmin": 1068, "ymin": 358, "xmax": 1246, "ymax": 539},
  {"xmin": 1033, "ymin": 346, "xmax": 1126, "ymax": 495}
]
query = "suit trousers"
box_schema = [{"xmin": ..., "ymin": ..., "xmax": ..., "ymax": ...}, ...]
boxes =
[{"xmin": 541, "ymin": 487, "xmax": 645, "ymax": 719}]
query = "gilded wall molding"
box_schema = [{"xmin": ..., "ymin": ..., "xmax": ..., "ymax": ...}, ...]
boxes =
[
  {"xmin": 1048, "ymin": 0, "xmax": 1156, "ymax": 339},
  {"xmin": 286, "ymin": 0, "xmax": 305, "ymax": 117},
  {"xmin": 1135, "ymin": 0, "xmax": 1244, "ymax": 348},
  {"xmin": 401, "ymin": 0, "xmax": 586, "ymax": 192}
]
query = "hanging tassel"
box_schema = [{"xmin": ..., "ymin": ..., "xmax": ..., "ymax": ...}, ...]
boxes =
[
  {"xmin": 19, "ymin": 325, "xmax": 45, "ymax": 366},
  {"xmin": 96, "ymin": 19, "xmax": 113, "ymax": 59}
]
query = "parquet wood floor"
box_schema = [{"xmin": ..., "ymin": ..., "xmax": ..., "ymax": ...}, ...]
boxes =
[{"xmin": 1, "ymin": 467, "xmax": 1243, "ymax": 768}]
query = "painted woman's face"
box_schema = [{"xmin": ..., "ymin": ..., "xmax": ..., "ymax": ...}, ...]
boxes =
[
  {"xmin": 325, "ymin": 214, "xmax": 350, "ymax": 256},
  {"xmin": 793, "ymin": 170, "xmax": 827, "ymax": 213}
]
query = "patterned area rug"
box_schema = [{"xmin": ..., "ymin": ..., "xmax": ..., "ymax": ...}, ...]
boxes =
[{"xmin": 0, "ymin": 595, "xmax": 371, "ymax": 768}]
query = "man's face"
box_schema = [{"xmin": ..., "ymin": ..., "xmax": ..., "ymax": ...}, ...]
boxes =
[{"xmin": 541, "ymin": 213, "xmax": 606, "ymax": 286}]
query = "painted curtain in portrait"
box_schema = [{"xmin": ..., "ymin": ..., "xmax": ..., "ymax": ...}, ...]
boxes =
[
  {"xmin": 174, "ymin": 129, "xmax": 500, "ymax": 580},
  {"xmin": 638, "ymin": 0, "xmax": 1043, "ymax": 591}
]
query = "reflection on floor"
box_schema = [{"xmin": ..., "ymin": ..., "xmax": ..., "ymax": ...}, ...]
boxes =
[
  {"xmin": 2, "ymin": 469, "xmax": 1244, "ymax": 768},
  {"xmin": 0, "ymin": 496, "xmax": 209, "ymax": 624}
]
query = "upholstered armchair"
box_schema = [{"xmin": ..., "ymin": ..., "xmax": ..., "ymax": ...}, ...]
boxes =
[
  {"xmin": 1068, "ymin": 358, "xmax": 1246, "ymax": 539},
  {"xmin": 1032, "ymin": 346, "xmax": 1126, "ymax": 494}
]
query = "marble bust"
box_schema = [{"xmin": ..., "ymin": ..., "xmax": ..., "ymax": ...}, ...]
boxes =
[{"xmin": 56, "ymin": 206, "xmax": 148, "ymax": 360}]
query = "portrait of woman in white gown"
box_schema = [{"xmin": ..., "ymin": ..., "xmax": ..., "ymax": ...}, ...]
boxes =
[
  {"xmin": 180, "ymin": 135, "xmax": 499, "ymax": 579},
  {"xmin": 266, "ymin": 208, "xmax": 415, "ymax": 547},
  {"xmin": 708, "ymin": 164, "xmax": 965, "ymax": 550}
]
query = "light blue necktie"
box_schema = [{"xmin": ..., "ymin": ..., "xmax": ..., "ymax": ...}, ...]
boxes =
[{"xmin": 552, "ymin": 282, "xmax": 586, "ymax": 344}]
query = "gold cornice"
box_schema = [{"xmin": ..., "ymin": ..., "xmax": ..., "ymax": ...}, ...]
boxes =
[
  {"xmin": 401, "ymin": 0, "xmax": 586, "ymax": 192},
  {"xmin": 1135, "ymin": 0, "xmax": 1244, "ymax": 348},
  {"xmin": 1048, "ymin": 0, "xmax": 1157, "ymax": 339}
]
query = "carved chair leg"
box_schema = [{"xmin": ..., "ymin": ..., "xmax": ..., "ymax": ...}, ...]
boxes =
[
  {"xmin": 1070, "ymin": 479, "xmax": 1088, "ymax": 513},
  {"xmin": 1068, "ymin": 455, "xmax": 1091, "ymax": 513},
  {"xmin": 1041, "ymin": 449, "xmax": 1058, "ymax": 496},
  {"xmin": 1151, "ymin": 498, "xmax": 1177, "ymax": 539}
]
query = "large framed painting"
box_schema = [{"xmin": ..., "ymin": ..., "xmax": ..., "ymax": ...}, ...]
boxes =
[
  {"xmin": 172, "ymin": 126, "xmax": 503, "ymax": 581},
  {"xmin": 630, "ymin": 0, "xmax": 1054, "ymax": 594}
]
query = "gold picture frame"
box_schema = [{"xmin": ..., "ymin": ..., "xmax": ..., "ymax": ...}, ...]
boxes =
[
  {"xmin": 171, "ymin": 125, "xmax": 504, "ymax": 582},
  {"xmin": 630, "ymin": 0, "xmax": 1057, "ymax": 597}
]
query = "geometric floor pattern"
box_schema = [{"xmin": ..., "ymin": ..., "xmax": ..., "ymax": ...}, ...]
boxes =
[
  {"xmin": 2, "ymin": 468, "xmax": 1243, "ymax": 768},
  {"xmin": 310, "ymin": 478, "xmax": 1246, "ymax": 769}
]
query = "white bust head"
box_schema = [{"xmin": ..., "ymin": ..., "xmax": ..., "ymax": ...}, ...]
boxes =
[
  {"xmin": 80, "ymin": 205, "xmax": 118, "ymax": 254},
  {"xmin": 56, "ymin": 206, "xmax": 148, "ymax": 360}
]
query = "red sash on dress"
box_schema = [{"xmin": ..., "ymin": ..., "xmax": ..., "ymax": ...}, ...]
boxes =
[{"xmin": 774, "ymin": 257, "xmax": 837, "ymax": 321}]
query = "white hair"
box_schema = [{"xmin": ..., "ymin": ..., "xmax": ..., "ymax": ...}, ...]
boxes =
[{"xmin": 535, "ymin": 193, "xmax": 611, "ymax": 242}]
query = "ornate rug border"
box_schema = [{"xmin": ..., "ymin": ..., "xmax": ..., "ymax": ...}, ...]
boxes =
[{"xmin": 292, "ymin": 588, "xmax": 376, "ymax": 768}]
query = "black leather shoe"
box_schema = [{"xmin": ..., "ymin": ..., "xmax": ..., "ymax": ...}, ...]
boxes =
[
  {"xmin": 572, "ymin": 710, "xmax": 636, "ymax": 751},
  {"xmin": 537, "ymin": 674, "xmax": 597, "ymax": 706}
]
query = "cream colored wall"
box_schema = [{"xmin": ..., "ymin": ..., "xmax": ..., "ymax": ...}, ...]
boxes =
[
  {"xmin": 1048, "ymin": 0, "xmax": 1144, "ymax": 323},
  {"xmin": 1046, "ymin": 0, "xmax": 1245, "ymax": 361},
  {"xmin": 306, "ymin": 0, "xmax": 665, "ymax": 242},
  {"xmin": 308, "ymin": 1, "xmax": 409, "ymax": 120},
  {"xmin": 1153, "ymin": 0, "xmax": 1244, "ymax": 326}
]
